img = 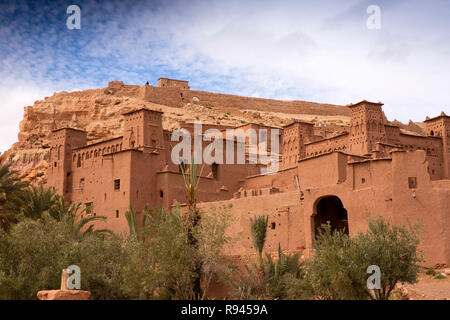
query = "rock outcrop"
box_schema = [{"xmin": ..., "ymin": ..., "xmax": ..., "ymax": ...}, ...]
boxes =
[{"xmin": 5, "ymin": 80, "xmax": 415, "ymax": 184}]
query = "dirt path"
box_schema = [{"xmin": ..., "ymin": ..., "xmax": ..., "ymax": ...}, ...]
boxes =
[{"xmin": 403, "ymin": 272, "xmax": 450, "ymax": 300}]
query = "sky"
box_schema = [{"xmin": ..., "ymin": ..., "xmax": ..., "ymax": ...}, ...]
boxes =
[{"xmin": 1, "ymin": 0, "xmax": 450, "ymax": 153}]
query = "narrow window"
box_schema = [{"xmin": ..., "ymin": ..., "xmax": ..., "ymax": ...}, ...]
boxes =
[
  {"xmin": 116, "ymin": 210, "xmax": 119, "ymax": 218},
  {"xmin": 212, "ymin": 163, "xmax": 219, "ymax": 180},
  {"xmin": 114, "ymin": 179, "xmax": 120, "ymax": 190},
  {"xmin": 85, "ymin": 202, "xmax": 93, "ymax": 214},
  {"xmin": 160, "ymin": 190, "xmax": 164, "ymax": 198},
  {"xmin": 408, "ymin": 177, "xmax": 417, "ymax": 189}
]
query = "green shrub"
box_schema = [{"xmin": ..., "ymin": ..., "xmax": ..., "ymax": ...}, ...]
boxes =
[
  {"xmin": 425, "ymin": 268, "xmax": 437, "ymax": 276},
  {"xmin": 0, "ymin": 212, "xmax": 132, "ymax": 299},
  {"xmin": 307, "ymin": 216, "xmax": 422, "ymax": 300},
  {"xmin": 0, "ymin": 163, "xmax": 27, "ymax": 230},
  {"xmin": 232, "ymin": 245, "xmax": 308, "ymax": 300},
  {"xmin": 123, "ymin": 204, "xmax": 234, "ymax": 300}
]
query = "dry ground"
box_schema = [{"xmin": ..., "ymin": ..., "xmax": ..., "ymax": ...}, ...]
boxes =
[{"xmin": 402, "ymin": 271, "xmax": 450, "ymax": 300}]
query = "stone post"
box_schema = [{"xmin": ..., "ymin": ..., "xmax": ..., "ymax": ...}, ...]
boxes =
[{"xmin": 37, "ymin": 269, "xmax": 91, "ymax": 300}]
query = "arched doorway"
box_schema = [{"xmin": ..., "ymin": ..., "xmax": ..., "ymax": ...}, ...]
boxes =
[{"xmin": 312, "ymin": 196, "xmax": 349, "ymax": 238}]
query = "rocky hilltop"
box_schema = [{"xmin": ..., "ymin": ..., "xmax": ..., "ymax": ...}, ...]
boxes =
[{"xmin": 1, "ymin": 80, "xmax": 424, "ymax": 184}]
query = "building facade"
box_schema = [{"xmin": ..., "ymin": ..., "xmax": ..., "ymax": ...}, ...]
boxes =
[{"xmin": 46, "ymin": 84, "xmax": 450, "ymax": 266}]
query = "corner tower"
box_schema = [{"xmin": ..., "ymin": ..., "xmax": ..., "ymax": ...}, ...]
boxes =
[
  {"xmin": 123, "ymin": 108, "xmax": 164, "ymax": 152},
  {"xmin": 425, "ymin": 112, "xmax": 450, "ymax": 178},
  {"xmin": 46, "ymin": 128, "xmax": 87, "ymax": 200},
  {"xmin": 348, "ymin": 100, "xmax": 387, "ymax": 155},
  {"xmin": 281, "ymin": 121, "xmax": 314, "ymax": 169}
]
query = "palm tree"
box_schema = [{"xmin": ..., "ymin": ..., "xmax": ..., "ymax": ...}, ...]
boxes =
[
  {"xmin": 180, "ymin": 155, "xmax": 205, "ymax": 299},
  {"xmin": 54, "ymin": 197, "xmax": 112, "ymax": 238},
  {"xmin": 125, "ymin": 204, "xmax": 150, "ymax": 241},
  {"xmin": 0, "ymin": 163, "xmax": 27, "ymax": 230},
  {"xmin": 250, "ymin": 215, "xmax": 269, "ymax": 266},
  {"xmin": 17, "ymin": 185, "xmax": 59, "ymax": 220}
]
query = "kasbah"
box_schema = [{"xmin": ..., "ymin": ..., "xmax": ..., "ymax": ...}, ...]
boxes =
[{"xmin": 42, "ymin": 78, "xmax": 450, "ymax": 268}]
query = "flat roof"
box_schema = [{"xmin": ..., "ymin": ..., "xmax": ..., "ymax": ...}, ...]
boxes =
[
  {"xmin": 348, "ymin": 157, "xmax": 392, "ymax": 165},
  {"xmin": 232, "ymin": 122, "xmax": 282, "ymax": 130},
  {"xmin": 51, "ymin": 127, "xmax": 86, "ymax": 133},
  {"xmin": 304, "ymin": 132, "xmax": 349, "ymax": 145},
  {"xmin": 384, "ymin": 123, "xmax": 400, "ymax": 128},
  {"xmin": 348, "ymin": 100, "xmax": 384, "ymax": 108},
  {"xmin": 121, "ymin": 107, "xmax": 163, "ymax": 116},
  {"xmin": 399, "ymin": 132, "xmax": 441, "ymax": 139},
  {"xmin": 283, "ymin": 120, "xmax": 314, "ymax": 128},
  {"xmin": 424, "ymin": 113, "xmax": 450, "ymax": 122},
  {"xmin": 73, "ymin": 136, "xmax": 123, "ymax": 151},
  {"xmin": 298, "ymin": 150, "xmax": 365, "ymax": 162},
  {"xmin": 158, "ymin": 77, "xmax": 189, "ymax": 83}
]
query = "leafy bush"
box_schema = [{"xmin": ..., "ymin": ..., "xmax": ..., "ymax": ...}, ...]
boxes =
[
  {"xmin": 425, "ymin": 268, "xmax": 437, "ymax": 276},
  {"xmin": 15, "ymin": 185, "xmax": 59, "ymax": 220},
  {"xmin": 306, "ymin": 216, "xmax": 422, "ymax": 300},
  {"xmin": 434, "ymin": 273, "xmax": 446, "ymax": 280},
  {"xmin": 0, "ymin": 212, "xmax": 133, "ymax": 299},
  {"xmin": 123, "ymin": 204, "xmax": 235, "ymax": 300},
  {"xmin": 0, "ymin": 163, "xmax": 27, "ymax": 230},
  {"xmin": 233, "ymin": 245, "xmax": 308, "ymax": 299}
]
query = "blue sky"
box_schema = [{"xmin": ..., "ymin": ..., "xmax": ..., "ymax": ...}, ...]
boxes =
[{"xmin": 1, "ymin": 0, "xmax": 450, "ymax": 152}]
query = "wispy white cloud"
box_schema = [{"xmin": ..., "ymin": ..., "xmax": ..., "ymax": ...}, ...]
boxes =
[{"xmin": 1, "ymin": 0, "xmax": 450, "ymax": 153}]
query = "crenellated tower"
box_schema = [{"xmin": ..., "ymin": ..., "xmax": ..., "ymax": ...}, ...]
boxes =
[
  {"xmin": 123, "ymin": 108, "xmax": 164, "ymax": 152},
  {"xmin": 46, "ymin": 128, "xmax": 87, "ymax": 200},
  {"xmin": 425, "ymin": 112, "xmax": 450, "ymax": 178},
  {"xmin": 348, "ymin": 100, "xmax": 387, "ymax": 155},
  {"xmin": 281, "ymin": 121, "xmax": 315, "ymax": 169}
]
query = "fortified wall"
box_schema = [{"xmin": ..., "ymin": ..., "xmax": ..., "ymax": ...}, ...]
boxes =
[{"xmin": 45, "ymin": 79, "xmax": 450, "ymax": 266}]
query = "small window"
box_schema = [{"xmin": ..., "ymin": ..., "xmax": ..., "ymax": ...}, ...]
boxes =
[
  {"xmin": 270, "ymin": 222, "xmax": 276, "ymax": 230},
  {"xmin": 160, "ymin": 190, "xmax": 164, "ymax": 198},
  {"xmin": 54, "ymin": 162, "xmax": 57, "ymax": 167},
  {"xmin": 361, "ymin": 178, "xmax": 365, "ymax": 184},
  {"xmin": 114, "ymin": 179, "xmax": 120, "ymax": 190},
  {"xmin": 116, "ymin": 210, "xmax": 119, "ymax": 218},
  {"xmin": 85, "ymin": 202, "xmax": 93, "ymax": 214},
  {"xmin": 212, "ymin": 163, "xmax": 219, "ymax": 180},
  {"xmin": 408, "ymin": 177, "xmax": 417, "ymax": 189}
]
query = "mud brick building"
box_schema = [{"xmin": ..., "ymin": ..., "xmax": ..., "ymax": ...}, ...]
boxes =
[{"xmin": 46, "ymin": 79, "xmax": 450, "ymax": 266}]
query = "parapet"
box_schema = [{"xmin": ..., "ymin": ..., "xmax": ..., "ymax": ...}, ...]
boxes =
[
  {"xmin": 108, "ymin": 80, "xmax": 125, "ymax": 89},
  {"xmin": 157, "ymin": 78, "xmax": 190, "ymax": 90}
]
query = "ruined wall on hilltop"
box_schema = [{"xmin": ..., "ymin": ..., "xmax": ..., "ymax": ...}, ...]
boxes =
[
  {"xmin": 3, "ymin": 79, "xmax": 355, "ymax": 184},
  {"xmin": 181, "ymin": 90, "xmax": 350, "ymax": 116}
]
